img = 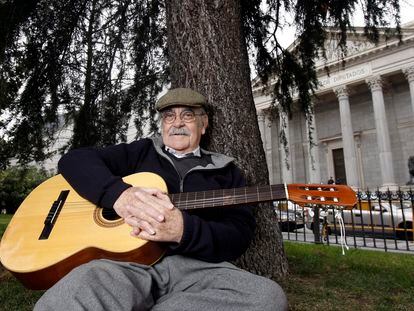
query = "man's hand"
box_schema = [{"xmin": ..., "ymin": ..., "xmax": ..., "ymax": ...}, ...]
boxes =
[{"xmin": 113, "ymin": 187, "xmax": 183, "ymax": 243}]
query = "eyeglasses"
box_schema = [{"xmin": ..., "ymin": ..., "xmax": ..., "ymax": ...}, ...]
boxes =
[{"xmin": 161, "ymin": 110, "xmax": 205, "ymax": 123}]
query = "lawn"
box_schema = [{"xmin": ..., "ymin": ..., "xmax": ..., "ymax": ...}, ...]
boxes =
[
  {"xmin": 1, "ymin": 214, "xmax": 413, "ymax": 310},
  {"xmin": 0, "ymin": 214, "xmax": 12, "ymax": 237},
  {"xmin": 280, "ymin": 242, "xmax": 414, "ymax": 310},
  {"xmin": 0, "ymin": 214, "xmax": 44, "ymax": 310}
]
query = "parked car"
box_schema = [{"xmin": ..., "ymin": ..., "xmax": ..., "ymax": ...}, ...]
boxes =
[
  {"xmin": 274, "ymin": 201, "xmax": 305, "ymax": 232},
  {"xmin": 323, "ymin": 202, "xmax": 413, "ymax": 239}
]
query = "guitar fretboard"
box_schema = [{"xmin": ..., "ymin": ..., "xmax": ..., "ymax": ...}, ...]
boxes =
[{"xmin": 169, "ymin": 184, "xmax": 286, "ymax": 210}]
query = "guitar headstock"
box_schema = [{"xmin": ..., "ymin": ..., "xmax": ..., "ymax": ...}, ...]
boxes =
[{"xmin": 286, "ymin": 184, "xmax": 357, "ymax": 208}]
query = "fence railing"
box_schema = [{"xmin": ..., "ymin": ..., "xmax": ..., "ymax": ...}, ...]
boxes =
[{"xmin": 275, "ymin": 188, "xmax": 414, "ymax": 253}]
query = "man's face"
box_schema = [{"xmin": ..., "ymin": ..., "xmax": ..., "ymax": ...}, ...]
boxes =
[{"xmin": 161, "ymin": 106, "xmax": 208, "ymax": 154}]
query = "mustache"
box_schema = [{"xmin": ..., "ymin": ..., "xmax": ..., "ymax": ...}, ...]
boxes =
[{"xmin": 169, "ymin": 127, "xmax": 191, "ymax": 136}]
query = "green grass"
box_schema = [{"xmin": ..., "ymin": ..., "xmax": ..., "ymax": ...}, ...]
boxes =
[
  {"xmin": 0, "ymin": 214, "xmax": 12, "ymax": 237},
  {"xmin": 0, "ymin": 276, "xmax": 43, "ymax": 311},
  {"xmin": 1, "ymin": 215, "xmax": 413, "ymax": 310},
  {"xmin": 281, "ymin": 241, "xmax": 414, "ymax": 310},
  {"xmin": 1, "ymin": 215, "xmax": 44, "ymax": 310}
]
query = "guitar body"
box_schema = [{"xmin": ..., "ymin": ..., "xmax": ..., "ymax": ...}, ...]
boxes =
[{"xmin": 0, "ymin": 173, "xmax": 166, "ymax": 290}]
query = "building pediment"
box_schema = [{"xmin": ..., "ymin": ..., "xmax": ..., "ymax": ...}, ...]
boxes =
[
  {"xmin": 252, "ymin": 21, "xmax": 414, "ymax": 95},
  {"xmin": 314, "ymin": 24, "xmax": 414, "ymax": 69},
  {"xmin": 316, "ymin": 35, "xmax": 376, "ymax": 67}
]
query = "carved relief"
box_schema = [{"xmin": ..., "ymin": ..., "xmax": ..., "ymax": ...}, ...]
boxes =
[
  {"xmin": 403, "ymin": 66, "xmax": 414, "ymax": 82},
  {"xmin": 346, "ymin": 39, "xmax": 376, "ymax": 56},
  {"xmin": 316, "ymin": 38, "xmax": 377, "ymax": 66},
  {"xmin": 333, "ymin": 85, "xmax": 348, "ymax": 99},
  {"xmin": 257, "ymin": 110, "xmax": 265, "ymax": 122},
  {"xmin": 366, "ymin": 76, "xmax": 383, "ymax": 91}
]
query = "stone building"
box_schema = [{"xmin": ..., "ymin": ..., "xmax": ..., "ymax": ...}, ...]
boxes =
[{"xmin": 253, "ymin": 21, "xmax": 414, "ymax": 189}]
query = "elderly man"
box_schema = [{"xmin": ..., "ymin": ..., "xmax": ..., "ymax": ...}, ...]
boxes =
[{"xmin": 35, "ymin": 88, "xmax": 288, "ymax": 311}]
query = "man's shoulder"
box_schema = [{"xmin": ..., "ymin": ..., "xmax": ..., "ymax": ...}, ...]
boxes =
[
  {"xmin": 106, "ymin": 137, "xmax": 158, "ymax": 156},
  {"xmin": 124, "ymin": 137, "xmax": 157, "ymax": 148},
  {"xmin": 200, "ymin": 148, "xmax": 236, "ymax": 170}
]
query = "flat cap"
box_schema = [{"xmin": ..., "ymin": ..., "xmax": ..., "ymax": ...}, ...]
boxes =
[{"xmin": 155, "ymin": 88, "xmax": 207, "ymax": 111}]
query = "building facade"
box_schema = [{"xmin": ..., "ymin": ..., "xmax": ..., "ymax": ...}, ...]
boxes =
[{"xmin": 253, "ymin": 22, "xmax": 414, "ymax": 189}]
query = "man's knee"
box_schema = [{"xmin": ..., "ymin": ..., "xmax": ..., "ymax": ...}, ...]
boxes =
[
  {"xmin": 251, "ymin": 278, "xmax": 288, "ymax": 311},
  {"xmin": 74, "ymin": 259, "xmax": 112, "ymax": 275},
  {"xmin": 63, "ymin": 260, "xmax": 111, "ymax": 283},
  {"xmin": 34, "ymin": 261, "xmax": 109, "ymax": 310},
  {"xmin": 52, "ymin": 259, "xmax": 129, "ymax": 290}
]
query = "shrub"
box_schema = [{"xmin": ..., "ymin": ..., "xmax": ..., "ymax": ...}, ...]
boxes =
[{"xmin": 0, "ymin": 166, "xmax": 50, "ymax": 214}]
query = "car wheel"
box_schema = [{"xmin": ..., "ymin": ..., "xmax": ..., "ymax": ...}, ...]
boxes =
[
  {"xmin": 279, "ymin": 221, "xmax": 298, "ymax": 232},
  {"xmin": 397, "ymin": 222, "xmax": 413, "ymax": 240}
]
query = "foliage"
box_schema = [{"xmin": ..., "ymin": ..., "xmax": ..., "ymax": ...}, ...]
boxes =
[
  {"xmin": 0, "ymin": 0, "xmax": 167, "ymax": 164},
  {"xmin": 0, "ymin": 0, "xmax": 40, "ymax": 63},
  {"xmin": 0, "ymin": 166, "xmax": 49, "ymax": 213},
  {"xmin": 0, "ymin": 138, "xmax": 12, "ymax": 169},
  {"xmin": 0, "ymin": 0, "xmax": 402, "ymax": 166}
]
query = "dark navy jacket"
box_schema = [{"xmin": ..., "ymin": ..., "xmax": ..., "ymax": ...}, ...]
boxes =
[{"xmin": 58, "ymin": 137, "xmax": 255, "ymax": 262}]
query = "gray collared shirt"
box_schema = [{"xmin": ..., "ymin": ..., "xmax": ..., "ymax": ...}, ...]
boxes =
[{"xmin": 164, "ymin": 146, "xmax": 201, "ymax": 158}]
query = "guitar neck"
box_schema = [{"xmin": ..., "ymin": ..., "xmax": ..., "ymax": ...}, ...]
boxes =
[
  {"xmin": 169, "ymin": 183, "xmax": 357, "ymax": 210},
  {"xmin": 169, "ymin": 184, "xmax": 287, "ymax": 210}
]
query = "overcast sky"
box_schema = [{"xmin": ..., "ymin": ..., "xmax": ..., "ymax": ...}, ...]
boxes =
[{"xmin": 277, "ymin": 0, "xmax": 414, "ymax": 48}]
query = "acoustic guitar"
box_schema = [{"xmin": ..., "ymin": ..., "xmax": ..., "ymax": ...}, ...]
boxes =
[{"xmin": 0, "ymin": 172, "xmax": 356, "ymax": 290}]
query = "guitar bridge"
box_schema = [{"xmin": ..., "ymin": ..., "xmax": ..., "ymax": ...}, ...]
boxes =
[{"xmin": 39, "ymin": 190, "xmax": 69, "ymax": 240}]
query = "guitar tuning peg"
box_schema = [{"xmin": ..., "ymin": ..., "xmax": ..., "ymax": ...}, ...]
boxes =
[
  {"xmin": 334, "ymin": 197, "xmax": 339, "ymax": 202},
  {"xmin": 307, "ymin": 195, "xmax": 312, "ymax": 201},
  {"xmin": 320, "ymin": 197, "xmax": 325, "ymax": 201}
]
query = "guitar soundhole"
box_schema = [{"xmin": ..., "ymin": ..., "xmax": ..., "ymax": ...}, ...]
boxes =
[
  {"xmin": 101, "ymin": 208, "xmax": 121, "ymax": 221},
  {"xmin": 93, "ymin": 208, "xmax": 124, "ymax": 228}
]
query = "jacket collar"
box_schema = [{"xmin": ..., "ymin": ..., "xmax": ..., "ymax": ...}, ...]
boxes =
[{"xmin": 150, "ymin": 136, "xmax": 235, "ymax": 170}]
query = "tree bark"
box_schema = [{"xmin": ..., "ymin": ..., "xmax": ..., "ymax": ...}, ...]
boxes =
[{"xmin": 165, "ymin": 0, "xmax": 288, "ymax": 279}]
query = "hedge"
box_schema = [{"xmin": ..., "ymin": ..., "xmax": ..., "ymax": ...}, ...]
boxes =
[{"xmin": 0, "ymin": 166, "xmax": 49, "ymax": 214}]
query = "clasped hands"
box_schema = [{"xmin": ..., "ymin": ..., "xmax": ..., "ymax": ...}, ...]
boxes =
[{"xmin": 113, "ymin": 187, "xmax": 183, "ymax": 243}]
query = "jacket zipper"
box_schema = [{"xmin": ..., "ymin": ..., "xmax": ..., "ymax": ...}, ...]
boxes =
[
  {"xmin": 156, "ymin": 152, "xmax": 185, "ymax": 192},
  {"xmin": 158, "ymin": 153, "xmax": 224, "ymax": 193},
  {"xmin": 152, "ymin": 138, "xmax": 233, "ymax": 193}
]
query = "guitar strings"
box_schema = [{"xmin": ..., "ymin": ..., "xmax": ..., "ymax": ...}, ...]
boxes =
[
  {"xmin": 51, "ymin": 185, "xmax": 281, "ymax": 208},
  {"xmin": 50, "ymin": 183, "xmax": 343, "ymax": 212},
  {"xmin": 53, "ymin": 194, "xmax": 339, "ymax": 211}
]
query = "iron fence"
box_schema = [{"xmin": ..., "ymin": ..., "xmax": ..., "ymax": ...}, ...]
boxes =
[{"xmin": 275, "ymin": 188, "xmax": 414, "ymax": 253}]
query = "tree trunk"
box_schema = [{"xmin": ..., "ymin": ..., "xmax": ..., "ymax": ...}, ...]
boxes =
[
  {"xmin": 71, "ymin": 0, "xmax": 99, "ymax": 149},
  {"xmin": 165, "ymin": 0, "xmax": 288, "ymax": 279}
]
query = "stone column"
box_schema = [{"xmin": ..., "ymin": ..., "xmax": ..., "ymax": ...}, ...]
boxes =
[
  {"xmin": 333, "ymin": 86, "xmax": 360, "ymax": 187},
  {"xmin": 366, "ymin": 76, "xmax": 396, "ymax": 187},
  {"xmin": 403, "ymin": 66, "xmax": 414, "ymax": 115},
  {"xmin": 279, "ymin": 111, "xmax": 293, "ymax": 184},
  {"xmin": 257, "ymin": 110, "xmax": 273, "ymax": 182},
  {"xmin": 305, "ymin": 107, "xmax": 321, "ymax": 183},
  {"xmin": 257, "ymin": 110, "xmax": 266, "ymax": 150},
  {"xmin": 264, "ymin": 114, "xmax": 275, "ymax": 184}
]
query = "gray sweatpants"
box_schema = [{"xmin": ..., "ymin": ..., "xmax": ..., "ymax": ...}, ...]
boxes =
[{"xmin": 35, "ymin": 255, "xmax": 288, "ymax": 311}]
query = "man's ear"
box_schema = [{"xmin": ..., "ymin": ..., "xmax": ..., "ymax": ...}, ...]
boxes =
[{"xmin": 201, "ymin": 115, "xmax": 209, "ymax": 135}]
